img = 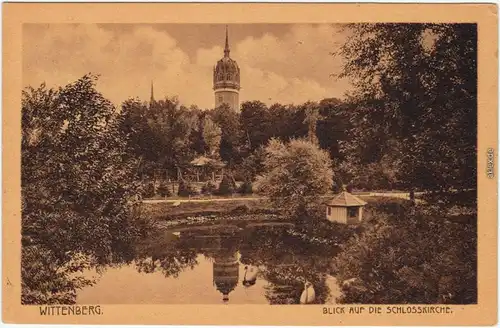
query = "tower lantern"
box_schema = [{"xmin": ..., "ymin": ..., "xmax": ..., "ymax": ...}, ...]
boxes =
[{"xmin": 213, "ymin": 25, "xmax": 240, "ymax": 111}]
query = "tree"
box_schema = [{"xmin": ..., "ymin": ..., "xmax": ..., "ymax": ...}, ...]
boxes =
[
  {"xmin": 21, "ymin": 75, "xmax": 143, "ymax": 304},
  {"xmin": 210, "ymin": 104, "xmax": 243, "ymax": 165},
  {"xmin": 202, "ymin": 115, "xmax": 222, "ymax": 157},
  {"xmin": 301, "ymin": 101, "xmax": 320, "ymax": 146},
  {"xmin": 187, "ymin": 106, "xmax": 206, "ymax": 156},
  {"xmin": 119, "ymin": 98, "xmax": 156, "ymax": 170},
  {"xmin": 316, "ymin": 98, "xmax": 350, "ymax": 162},
  {"xmin": 336, "ymin": 23, "xmax": 477, "ymax": 206},
  {"xmin": 339, "ymin": 139, "xmax": 402, "ymax": 192},
  {"xmin": 120, "ymin": 97, "xmax": 206, "ymax": 178},
  {"xmin": 147, "ymin": 97, "xmax": 198, "ymax": 175},
  {"xmin": 240, "ymin": 101, "xmax": 272, "ymax": 151},
  {"xmin": 268, "ymin": 103, "xmax": 308, "ymax": 142},
  {"xmin": 240, "ymin": 146, "xmax": 266, "ymax": 181},
  {"xmin": 254, "ymin": 138, "xmax": 333, "ymax": 216}
]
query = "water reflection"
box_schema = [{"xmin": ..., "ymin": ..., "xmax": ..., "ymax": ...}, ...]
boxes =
[
  {"xmin": 239, "ymin": 224, "xmax": 339, "ymax": 304},
  {"xmin": 77, "ymin": 221, "xmax": 342, "ymax": 304},
  {"xmin": 212, "ymin": 244, "xmax": 239, "ymax": 303}
]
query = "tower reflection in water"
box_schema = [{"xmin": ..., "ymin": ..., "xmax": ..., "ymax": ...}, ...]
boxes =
[
  {"xmin": 166, "ymin": 223, "xmax": 335, "ymax": 305},
  {"xmin": 213, "ymin": 246, "xmax": 239, "ymax": 303},
  {"xmin": 182, "ymin": 228, "xmax": 242, "ymax": 303}
]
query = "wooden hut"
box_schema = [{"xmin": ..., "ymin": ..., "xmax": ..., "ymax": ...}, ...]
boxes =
[{"xmin": 325, "ymin": 191, "xmax": 367, "ymax": 224}]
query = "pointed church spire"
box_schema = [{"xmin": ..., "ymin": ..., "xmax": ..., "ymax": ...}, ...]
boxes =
[
  {"xmin": 224, "ymin": 25, "xmax": 230, "ymax": 57},
  {"xmin": 150, "ymin": 80, "xmax": 155, "ymax": 104}
]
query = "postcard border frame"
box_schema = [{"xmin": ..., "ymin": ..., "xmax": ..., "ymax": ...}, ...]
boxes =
[{"xmin": 3, "ymin": 3, "xmax": 498, "ymax": 326}]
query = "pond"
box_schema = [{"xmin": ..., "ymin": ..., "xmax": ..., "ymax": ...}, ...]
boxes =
[{"xmin": 77, "ymin": 221, "xmax": 344, "ymax": 305}]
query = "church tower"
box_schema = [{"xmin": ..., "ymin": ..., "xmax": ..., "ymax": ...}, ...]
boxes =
[{"xmin": 213, "ymin": 26, "xmax": 241, "ymax": 111}]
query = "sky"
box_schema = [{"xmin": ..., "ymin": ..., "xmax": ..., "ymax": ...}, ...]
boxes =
[{"xmin": 23, "ymin": 23, "xmax": 352, "ymax": 109}]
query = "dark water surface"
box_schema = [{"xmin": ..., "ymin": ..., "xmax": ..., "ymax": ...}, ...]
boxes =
[{"xmin": 77, "ymin": 221, "xmax": 342, "ymax": 304}]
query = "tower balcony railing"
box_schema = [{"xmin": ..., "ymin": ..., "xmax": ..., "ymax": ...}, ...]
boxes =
[{"xmin": 213, "ymin": 81, "xmax": 240, "ymax": 90}]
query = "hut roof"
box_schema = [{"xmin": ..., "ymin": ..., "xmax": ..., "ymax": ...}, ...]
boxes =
[
  {"xmin": 190, "ymin": 156, "xmax": 226, "ymax": 168},
  {"xmin": 326, "ymin": 191, "xmax": 367, "ymax": 207}
]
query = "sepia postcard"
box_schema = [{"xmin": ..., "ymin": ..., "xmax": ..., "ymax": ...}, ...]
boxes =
[{"xmin": 2, "ymin": 2, "xmax": 498, "ymax": 326}]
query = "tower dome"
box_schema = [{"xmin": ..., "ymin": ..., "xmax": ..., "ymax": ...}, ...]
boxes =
[{"xmin": 213, "ymin": 26, "xmax": 240, "ymax": 111}]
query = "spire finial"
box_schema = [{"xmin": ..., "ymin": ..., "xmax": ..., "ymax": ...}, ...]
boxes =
[
  {"xmin": 150, "ymin": 80, "xmax": 155, "ymax": 104},
  {"xmin": 224, "ymin": 25, "xmax": 230, "ymax": 57}
]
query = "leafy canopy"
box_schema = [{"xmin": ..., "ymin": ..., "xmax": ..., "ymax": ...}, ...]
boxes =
[
  {"xmin": 337, "ymin": 23, "xmax": 476, "ymax": 199},
  {"xmin": 22, "ymin": 74, "xmax": 143, "ymax": 304},
  {"xmin": 255, "ymin": 138, "xmax": 333, "ymax": 215}
]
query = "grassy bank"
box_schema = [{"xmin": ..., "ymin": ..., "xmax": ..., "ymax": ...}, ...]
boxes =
[
  {"xmin": 140, "ymin": 194, "xmax": 474, "ymax": 229},
  {"xmin": 141, "ymin": 197, "xmax": 275, "ymax": 220},
  {"xmin": 141, "ymin": 195, "xmax": 407, "ymax": 221}
]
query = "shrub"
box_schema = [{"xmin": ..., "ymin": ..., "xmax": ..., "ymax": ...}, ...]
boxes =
[
  {"xmin": 178, "ymin": 180, "xmax": 198, "ymax": 197},
  {"xmin": 157, "ymin": 181, "xmax": 172, "ymax": 197},
  {"xmin": 230, "ymin": 204, "xmax": 251, "ymax": 214},
  {"xmin": 142, "ymin": 181, "xmax": 155, "ymax": 198},
  {"xmin": 333, "ymin": 208, "xmax": 477, "ymax": 304},
  {"xmin": 201, "ymin": 181, "xmax": 217, "ymax": 195},
  {"xmin": 363, "ymin": 197, "xmax": 412, "ymax": 224},
  {"xmin": 295, "ymin": 210, "xmax": 361, "ymax": 246},
  {"xmin": 332, "ymin": 175, "xmax": 344, "ymax": 194},
  {"xmin": 332, "ymin": 183, "xmax": 342, "ymax": 194},
  {"xmin": 217, "ymin": 175, "xmax": 236, "ymax": 195},
  {"xmin": 238, "ymin": 180, "xmax": 253, "ymax": 194}
]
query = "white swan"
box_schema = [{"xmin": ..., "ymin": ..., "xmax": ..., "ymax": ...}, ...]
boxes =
[
  {"xmin": 242, "ymin": 265, "xmax": 258, "ymax": 287},
  {"xmin": 300, "ymin": 281, "xmax": 316, "ymax": 304}
]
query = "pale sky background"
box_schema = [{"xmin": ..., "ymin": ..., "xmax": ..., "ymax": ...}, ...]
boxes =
[{"xmin": 23, "ymin": 23, "xmax": 352, "ymax": 109}]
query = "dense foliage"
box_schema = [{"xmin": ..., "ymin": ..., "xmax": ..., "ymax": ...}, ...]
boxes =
[
  {"xmin": 156, "ymin": 180, "xmax": 172, "ymax": 197},
  {"xmin": 201, "ymin": 181, "xmax": 218, "ymax": 195},
  {"xmin": 336, "ymin": 23, "xmax": 477, "ymax": 201},
  {"xmin": 333, "ymin": 200, "xmax": 477, "ymax": 304},
  {"xmin": 255, "ymin": 139, "xmax": 333, "ymax": 216},
  {"xmin": 177, "ymin": 180, "xmax": 198, "ymax": 197},
  {"xmin": 328, "ymin": 24, "xmax": 477, "ymax": 304},
  {"xmin": 217, "ymin": 174, "xmax": 237, "ymax": 195},
  {"xmin": 119, "ymin": 96, "xmax": 347, "ymax": 189},
  {"xmin": 21, "ymin": 75, "xmax": 143, "ymax": 304}
]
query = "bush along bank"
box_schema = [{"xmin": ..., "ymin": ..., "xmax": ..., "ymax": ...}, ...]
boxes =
[
  {"xmin": 153, "ymin": 212, "xmax": 286, "ymax": 230},
  {"xmin": 332, "ymin": 200, "xmax": 476, "ymax": 304}
]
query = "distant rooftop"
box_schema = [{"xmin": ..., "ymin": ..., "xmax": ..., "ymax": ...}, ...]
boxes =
[{"xmin": 326, "ymin": 191, "xmax": 367, "ymax": 207}]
